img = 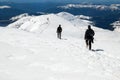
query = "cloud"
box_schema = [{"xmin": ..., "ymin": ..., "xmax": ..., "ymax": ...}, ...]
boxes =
[
  {"xmin": 0, "ymin": 6, "xmax": 11, "ymax": 9},
  {"xmin": 1, "ymin": 0, "xmax": 120, "ymax": 3}
]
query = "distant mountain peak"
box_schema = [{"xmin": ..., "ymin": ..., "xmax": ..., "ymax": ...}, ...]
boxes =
[
  {"xmin": 112, "ymin": 19, "xmax": 120, "ymax": 32},
  {"xmin": 58, "ymin": 4, "xmax": 120, "ymax": 10}
]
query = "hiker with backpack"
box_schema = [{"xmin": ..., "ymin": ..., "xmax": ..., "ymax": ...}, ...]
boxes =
[
  {"xmin": 84, "ymin": 25, "xmax": 95, "ymax": 50},
  {"xmin": 57, "ymin": 24, "xmax": 62, "ymax": 39}
]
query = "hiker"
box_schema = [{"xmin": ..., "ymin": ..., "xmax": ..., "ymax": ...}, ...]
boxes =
[
  {"xmin": 57, "ymin": 24, "xmax": 62, "ymax": 39},
  {"xmin": 84, "ymin": 25, "xmax": 95, "ymax": 50}
]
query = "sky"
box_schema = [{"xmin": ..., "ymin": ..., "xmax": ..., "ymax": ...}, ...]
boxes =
[{"xmin": 1, "ymin": 0, "xmax": 120, "ymax": 3}]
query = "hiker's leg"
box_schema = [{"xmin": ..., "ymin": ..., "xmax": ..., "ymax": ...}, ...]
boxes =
[
  {"xmin": 86, "ymin": 40, "xmax": 88, "ymax": 47},
  {"xmin": 89, "ymin": 40, "xmax": 92, "ymax": 50},
  {"xmin": 60, "ymin": 32, "xmax": 61, "ymax": 39},
  {"xmin": 57, "ymin": 33, "xmax": 59, "ymax": 38}
]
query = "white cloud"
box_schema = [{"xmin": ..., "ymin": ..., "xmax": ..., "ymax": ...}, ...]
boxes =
[
  {"xmin": 0, "ymin": 6, "xmax": 11, "ymax": 9},
  {"xmin": 59, "ymin": 4, "xmax": 120, "ymax": 10}
]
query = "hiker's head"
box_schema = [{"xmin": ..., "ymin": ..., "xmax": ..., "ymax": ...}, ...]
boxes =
[
  {"xmin": 88, "ymin": 25, "xmax": 91, "ymax": 29},
  {"xmin": 59, "ymin": 24, "xmax": 61, "ymax": 27}
]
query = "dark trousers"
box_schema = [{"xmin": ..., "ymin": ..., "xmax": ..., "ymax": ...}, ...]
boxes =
[
  {"xmin": 86, "ymin": 40, "xmax": 92, "ymax": 50},
  {"xmin": 57, "ymin": 32, "xmax": 61, "ymax": 39}
]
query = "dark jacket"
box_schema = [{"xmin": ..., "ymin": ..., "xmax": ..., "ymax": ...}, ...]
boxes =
[
  {"xmin": 57, "ymin": 26, "xmax": 62, "ymax": 33},
  {"xmin": 85, "ymin": 28, "xmax": 95, "ymax": 40}
]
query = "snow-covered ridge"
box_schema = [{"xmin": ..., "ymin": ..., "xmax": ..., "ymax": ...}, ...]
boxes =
[
  {"xmin": 10, "ymin": 13, "xmax": 29, "ymax": 21},
  {"xmin": 0, "ymin": 5, "xmax": 11, "ymax": 9},
  {"xmin": 7, "ymin": 12, "xmax": 92, "ymax": 34},
  {"xmin": 76, "ymin": 15, "xmax": 91, "ymax": 20},
  {"xmin": 111, "ymin": 19, "xmax": 120, "ymax": 32},
  {"xmin": 58, "ymin": 4, "xmax": 119, "ymax": 10},
  {"xmin": 57, "ymin": 12, "xmax": 91, "ymax": 20}
]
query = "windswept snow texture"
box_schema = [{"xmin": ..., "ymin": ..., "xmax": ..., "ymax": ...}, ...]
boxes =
[
  {"xmin": 0, "ymin": 12, "xmax": 120, "ymax": 80},
  {"xmin": 0, "ymin": 6, "xmax": 11, "ymax": 9}
]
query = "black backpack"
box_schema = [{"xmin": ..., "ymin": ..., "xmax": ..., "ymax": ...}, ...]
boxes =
[
  {"xmin": 57, "ymin": 27, "xmax": 62, "ymax": 33},
  {"xmin": 85, "ymin": 29, "xmax": 94, "ymax": 39}
]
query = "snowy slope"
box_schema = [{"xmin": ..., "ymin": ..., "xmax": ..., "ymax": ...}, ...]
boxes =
[
  {"xmin": 0, "ymin": 12, "xmax": 120, "ymax": 80},
  {"xmin": 57, "ymin": 12, "xmax": 92, "ymax": 27},
  {"xmin": 7, "ymin": 12, "xmax": 90, "ymax": 39},
  {"xmin": 112, "ymin": 20, "xmax": 120, "ymax": 32}
]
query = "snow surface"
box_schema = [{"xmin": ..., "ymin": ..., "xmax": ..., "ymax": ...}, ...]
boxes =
[{"xmin": 0, "ymin": 12, "xmax": 120, "ymax": 80}]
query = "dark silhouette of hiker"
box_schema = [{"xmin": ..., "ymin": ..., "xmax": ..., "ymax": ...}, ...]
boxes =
[
  {"xmin": 84, "ymin": 25, "xmax": 95, "ymax": 50},
  {"xmin": 57, "ymin": 24, "xmax": 62, "ymax": 39}
]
